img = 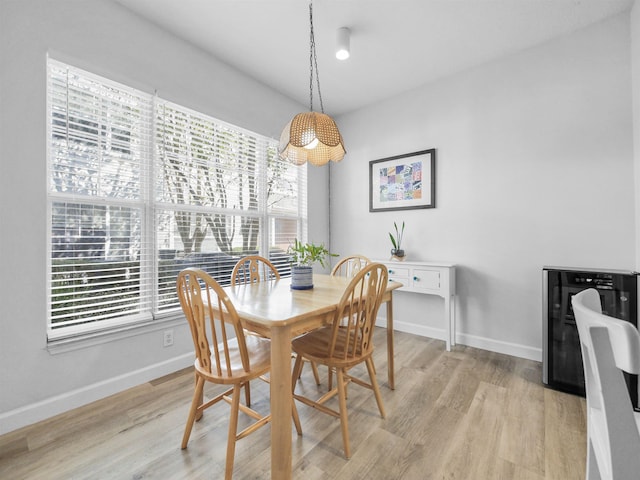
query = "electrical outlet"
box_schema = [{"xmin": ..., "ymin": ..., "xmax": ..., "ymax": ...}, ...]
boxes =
[{"xmin": 163, "ymin": 329, "xmax": 174, "ymax": 347}]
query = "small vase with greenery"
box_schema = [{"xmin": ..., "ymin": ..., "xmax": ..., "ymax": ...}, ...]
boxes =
[
  {"xmin": 389, "ymin": 221, "xmax": 406, "ymax": 260},
  {"xmin": 288, "ymin": 239, "xmax": 337, "ymax": 289}
]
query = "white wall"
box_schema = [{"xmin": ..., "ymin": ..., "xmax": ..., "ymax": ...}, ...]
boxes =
[
  {"xmin": 331, "ymin": 13, "xmax": 635, "ymax": 360},
  {"xmin": 0, "ymin": 0, "xmax": 329, "ymax": 434}
]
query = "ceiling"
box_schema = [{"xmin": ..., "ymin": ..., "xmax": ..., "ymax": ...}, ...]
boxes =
[{"xmin": 114, "ymin": 0, "xmax": 635, "ymax": 116}]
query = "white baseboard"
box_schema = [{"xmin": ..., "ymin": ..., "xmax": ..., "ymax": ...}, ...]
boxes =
[
  {"xmin": 376, "ymin": 317, "xmax": 542, "ymax": 363},
  {"xmin": 0, "ymin": 353, "xmax": 194, "ymax": 436},
  {"xmin": 457, "ymin": 331, "xmax": 541, "ymax": 362},
  {"xmin": 3, "ymin": 323, "xmax": 543, "ymax": 436}
]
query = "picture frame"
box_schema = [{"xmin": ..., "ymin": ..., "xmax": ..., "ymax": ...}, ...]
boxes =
[{"xmin": 369, "ymin": 149, "xmax": 436, "ymax": 212}]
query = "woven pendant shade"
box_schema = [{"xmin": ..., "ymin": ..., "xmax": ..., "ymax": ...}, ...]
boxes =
[
  {"xmin": 279, "ymin": 112, "xmax": 346, "ymax": 166},
  {"xmin": 278, "ymin": 1, "xmax": 347, "ymax": 166}
]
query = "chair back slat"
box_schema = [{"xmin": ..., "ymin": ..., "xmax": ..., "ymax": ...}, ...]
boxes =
[
  {"xmin": 177, "ymin": 268, "xmax": 251, "ymax": 377},
  {"xmin": 205, "ymin": 289, "xmax": 221, "ymax": 376},
  {"xmin": 329, "ymin": 263, "xmax": 388, "ymax": 361},
  {"xmin": 231, "ymin": 255, "xmax": 280, "ymax": 286}
]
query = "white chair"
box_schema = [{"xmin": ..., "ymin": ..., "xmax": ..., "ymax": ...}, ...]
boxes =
[{"xmin": 571, "ymin": 288, "xmax": 640, "ymax": 480}]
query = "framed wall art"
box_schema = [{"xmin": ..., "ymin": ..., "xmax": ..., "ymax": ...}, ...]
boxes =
[{"xmin": 369, "ymin": 149, "xmax": 436, "ymax": 212}]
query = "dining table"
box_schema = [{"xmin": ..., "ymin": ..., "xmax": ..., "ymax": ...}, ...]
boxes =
[{"xmin": 224, "ymin": 272, "xmax": 402, "ymax": 479}]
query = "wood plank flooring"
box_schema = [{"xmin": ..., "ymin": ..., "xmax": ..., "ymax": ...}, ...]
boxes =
[{"xmin": 0, "ymin": 329, "xmax": 586, "ymax": 479}]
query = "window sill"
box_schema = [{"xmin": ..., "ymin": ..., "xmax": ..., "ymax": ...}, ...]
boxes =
[{"xmin": 46, "ymin": 313, "xmax": 185, "ymax": 355}]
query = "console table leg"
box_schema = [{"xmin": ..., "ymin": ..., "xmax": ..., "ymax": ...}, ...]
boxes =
[
  {"xmin": 386, "ymin": 296, "xmax": 395, "ymax": 390},
  {"xmin": 444, "ymin": 295, "xmax": 452, "ymax": 351},
  {"xmin": 450, "ymin": 295, "xmax": 456, "ymax": 347}
]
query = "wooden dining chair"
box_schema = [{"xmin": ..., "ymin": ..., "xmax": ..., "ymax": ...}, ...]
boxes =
[
  {"xmin": 232, "ymin": 255, "xmax": 322, "ymax": 387},
  {"xmin": 177, "ymin": 268, "xmax": 302, "ymax": 480},
  {"xmin": 230, "ymin": 255, "xmax": 280, "ymax": 286},
  {"xmin": 572, "ymin": 288, "xmax": 640, "ymax": 480},
  {"xmin": 232, "ymin": 255, "xmax": 278, "ymax": 403},
  {"xmin": 331, "ymin": 254, "xmax": 371, "ymax": 278},
  {"xmin": 291, "ymin": 262, "xmax": 388, "ymax": 459},
  {"xmin": 326, "ymin": 254, "xmax": 372, "ymax": 389}
]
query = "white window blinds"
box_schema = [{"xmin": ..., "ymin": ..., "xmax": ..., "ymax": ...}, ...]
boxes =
[
  {"xmin": 47, "ymin": 59, "xmax": 307, "ymax": 339},
  {"xmin": 48, "ymin": 60, "xmax": 154, "ymax": 336}
]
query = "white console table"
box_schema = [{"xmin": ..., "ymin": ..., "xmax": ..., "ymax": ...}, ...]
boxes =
[{"xmin": 375, "ymin": 260, "xmax": 457, "ymax": 351}]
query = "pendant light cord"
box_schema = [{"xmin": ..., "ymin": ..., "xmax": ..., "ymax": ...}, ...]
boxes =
[{"xmin": 308, "ymin": 1, "xmax": 325, "ymax": 113}]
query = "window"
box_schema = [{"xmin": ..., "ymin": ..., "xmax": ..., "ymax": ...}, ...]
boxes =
[{"xmin": 48, "ymin": 59, "xmax": 307, "ymax": 340}]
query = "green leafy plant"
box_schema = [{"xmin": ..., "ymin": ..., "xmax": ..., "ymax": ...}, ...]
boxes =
[
  {"xmin": 389, "ymin": 221, "xmax": 405, "ymax": 250},
  {"xmin": 288, "ymin": 239, "xmax": 337, "ymax": 268}
]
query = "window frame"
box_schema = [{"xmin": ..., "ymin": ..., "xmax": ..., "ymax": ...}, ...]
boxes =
[{"xmin": 46, "ymin": 58, "xmax": 307, "ymax": 343}]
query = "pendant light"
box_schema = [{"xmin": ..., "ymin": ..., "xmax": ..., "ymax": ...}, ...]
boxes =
[
  {"xmin": 279, "ymin": 1, "xmax": 346, "ymax": 166},
  {"xmin": 336, "ymin": 27, "xmax": 350, "ymax": 60}
]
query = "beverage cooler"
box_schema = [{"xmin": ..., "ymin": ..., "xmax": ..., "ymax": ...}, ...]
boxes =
[{"xmin": 542, "ymin": 266, "xmax": 639, "ymax": 409}]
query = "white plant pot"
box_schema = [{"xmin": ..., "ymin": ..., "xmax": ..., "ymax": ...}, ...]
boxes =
[{"xmin": 291, "ymin": 265, "xmax": 314, "ymax": 290}]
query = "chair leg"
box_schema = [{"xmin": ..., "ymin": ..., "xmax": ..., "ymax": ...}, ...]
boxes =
[
  {"xmin": 244, "ymin": 381, "xmax": 251, "ymax": 407},
  {"xmin": 310, "ymin": 361, "xmax": 321, "ymax": 385},
  {"xmin": 182, "ymin": 375, "xmax": 205, "ymax": 449},
  {"xmin": 291, "ymin": 354, "xmax": 304, "ymax": 436},
  {"xmin": 194, "ymin": 373, "xmax": 204, "ymax": 422},
  {"xmin": 292, "ymin": 396, "xmax": 303, "ymax": 435},
  {"xmin": 366, "ymin": 357, "xmax": 386, "ymax": 419},
  {"xmin": 336, "ymin": 368, "xmax": 351, "ymax": 459},
  {"xmin": 328, "ymin": 366, "xmax": 349, "ymax": 395},
  {"xmin": 224, "ymin": 384, "xmax": 242, "ymax": 480},
  {"xmin": 292, "ymin": 354, "xmax": 304, "ymax": 390}
]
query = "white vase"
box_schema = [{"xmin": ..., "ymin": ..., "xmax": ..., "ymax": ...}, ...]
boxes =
[{"xmin": 291, "ymin": 265, "xmax": 314, "ymax": 290}]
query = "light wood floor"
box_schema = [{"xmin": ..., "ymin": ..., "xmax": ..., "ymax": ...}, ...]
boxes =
[{"xmin": 0, "ymin": 329, "xmax": 586, "ymax": 479}]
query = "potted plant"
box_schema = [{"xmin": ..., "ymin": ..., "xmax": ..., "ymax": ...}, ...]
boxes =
[
  {"xmin": 288, "ymin": 239, "xmax": 337, "ymax": 290},
  {"xmin": 389, "ymin": 221, "xmax": 406, "ymax": 260}
]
